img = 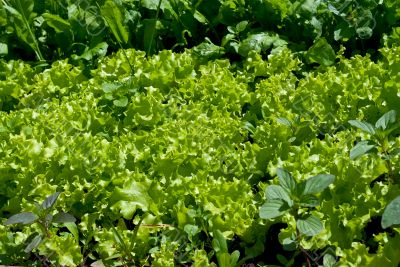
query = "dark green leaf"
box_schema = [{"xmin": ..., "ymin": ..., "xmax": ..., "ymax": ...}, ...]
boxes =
[
  {"xmin": 265, "ymin": 185, "xmax": 293, "ymax": 207},
  {"xmin": 306, "ymin": 38, "xmax": 336, "ymax": 66},
  {"xmin": 350, "ymin": 141, "xmax": 376, "ymax": 160},
  {"xmin": 41, "ymin": 192, "xmax": 60, "ymax": 210},
  {"xmin": 348, "ymin": 120, "xmax": 376, "ymax": 135},
  {"xmin": 303, "ymin": 174, "xmax": 335, "ymax": 195},
  {"xmin": 259, "ymin": 200, "xmax": 289, "ymax": 220},
  {"xmin": 297, "ymin": 215, "xmax": 323, "ymax": 236},
  {"xmin": 375, "ymin": 110, "xmax": 397, "ymax": 131},
  {"xmin": 24, "ymin": 234, "xmax": 42, "ymax": 253},
  {"xmin": 236, "ymin": 21, "xmax": 248, "ymax": 33},
  {"xmin": 238, "ymin": 32, "xmax": 285, "ymax": 57},
  {"xmin": 101, "ymin": 0, "xmax": 129, "ymax": 44},
  {"xmin": 299, "ymin": 195, "xmax": 320, "ymax": 207},
  {"xmin": 193, "ymin": 38, "xmax": 224, "ymax": 59},
  {"xmin": 276, "ymin": 168, "xmax": 296, "ymax": 194},
  {"xmin": 42, "ymin": 13, "xmax": 71, "ymax": 33},
  {"xmin": 53, "ymin": 212, "xmax": 76, "ymax": 223},
  {"xmin": 4, "ymin": 212, "xmax": 38, "ymax": 225},
  {"xmin": 381, "ymin": 196, "xmax": 400, "ymax": 229}
]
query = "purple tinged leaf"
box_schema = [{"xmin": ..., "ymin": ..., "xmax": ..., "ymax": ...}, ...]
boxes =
[
  {"xmin": 4, "ymin": 212, "xmax": 38, "ymax": 225},
  {"xmin": 24, "ymin": 234, "xmax": 43, "ymax": 253},
  {"xmin": 41, "ymin": 192, "xmax": 60, "ymax": 210}
]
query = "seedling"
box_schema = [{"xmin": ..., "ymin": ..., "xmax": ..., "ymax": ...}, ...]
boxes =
[
  {"xmin": 212, "ymin": 229, "xmax": 240, "ymax": 267},
  {"xmin": 348, "ymin": 110, "xmax": 400, "ymax": 183},
  {"xmin": 259, "ymin": 168, "xmax": 335, "ymax": 265},
  {"xmin": 3, "ymin": 192, "xmax": 76, "ymax": 253}
]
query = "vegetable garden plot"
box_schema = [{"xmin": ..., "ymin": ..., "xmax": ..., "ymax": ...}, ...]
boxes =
[{"xmin": 0, "ymin": 46, "xmax": 400, "ymax": 266}]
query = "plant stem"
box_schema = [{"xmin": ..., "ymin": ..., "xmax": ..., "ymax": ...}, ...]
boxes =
[
  {"xmin": 296, "ymin": 228, "xmax": 312, "ymax": 267},
  {"xmin": 147, "ymin": 0, "xmax": 162, "ymax": 56}
]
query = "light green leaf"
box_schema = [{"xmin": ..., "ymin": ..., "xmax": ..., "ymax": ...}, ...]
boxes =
[
  {"xmin": 230, "ymin": 250, "xmax": 240, "ymax": 266},
  {"xmin": 259, "ymin": 200, "xmax": 289, "ymax": 220},
  {"xmin": 381, "ymin": 196, "xmax": 400, "ymax": 229},
  {"xmin": 375, "ymin": 110, "xmax": 397, "ymax": 131},
  {"xmin": 0, "ymin": 42, "xmax": 8, "ymax": 55},
  {"xmin": 4, "ymin": 212, "xmax": 38, "ymax": 225},
  {"xmin": 303, "ymin": 174, "xmax": 335, "ymax": 195},
  {"xmin": 276, "ymin": 168, "xmax": 296, "ymax": 194},
  {"xmin": 297, "ymin": 215, "xmax": 323, "ymax": 236},
  {"xmin": 113, "ymin": 96, "xmax": 128, "ymax": 107},
  {"xmin": 265, "ymin": 185, "xmax": 293, "ymax": 207},
  {"xmin": 212, "ymin": 229, "xmax": 228, "ymax": 253},
  {"xmin": 101, "ymin": 0, "xmax": 129, "ymax": 44},
  {"xmin": 64, "ymin": 222, "xmax": 79, "ymax": 243},
  {"xmin": 350, "ymin": 141, "xmax": 376, "ymax": 160},
  {"xmin": 277, "ymin": 117, "xmax": 292, "ymax": 127},
  {"xmin": 348, "ymin": 120, "xmax": 376, "ymax": 135}
]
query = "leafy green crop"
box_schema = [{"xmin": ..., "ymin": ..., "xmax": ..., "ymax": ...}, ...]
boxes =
[{"xmin": 1, "ymin": 40, "xmax": 400, "ymax": 266}]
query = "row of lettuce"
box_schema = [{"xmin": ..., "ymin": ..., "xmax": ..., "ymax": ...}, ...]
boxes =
[
  {"xmin": 1, "ymin": 0, "xmax": 400, "ymax": 64},
  {"xmin": 0, "ymin": 42, "xmax": 400, "ymax": 266}
]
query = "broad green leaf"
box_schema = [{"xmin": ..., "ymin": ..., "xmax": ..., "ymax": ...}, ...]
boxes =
[
  {"xmin": 64, "ymin": 222, "xmax": 79, "ymax": 243},
  {"xmin": 277, "ymin": 117, "xmax": 292, "ymax": 127},
  {"xmin": 53, "ymin": 212, "xmax": 76, "ymax": 223},
  {"xmin": 24, "ymin": 234, "xmax": 42, "ymax": 253},
  {"xmin": 297, "ymin": 215, "xmax": 323, "ymax": 236},
  {"xmin": 375, "ymin": 110, "xmax": 397, "ymax": 131},
  {"xmin": 41, "ymin": 192, "xmax": 60, "ymax": 210},
  {"xmin": 323, "ymin": 254, "xmax": 337, "ymax": 267},
  {"xmin": 212, "ymin": 229, "xmax": 228, "ymax": 253},
  {"xmin": 350, "ymin": 141, "xmax": 376, "ymax": 160},
  {"xmin": 299, "ymin": 195, "xmax": 320, "ymax": 207},
  {"xmin": 303, "ymin": 174, "xmax": 335, "ymax": 195},
  {"xmin": 276, "ymin": 168, "xmax": 296, "ymax": 194},
  {"xmin": 101, "ymin": 0, "xmax": 129, "ymax": 44},
  {"xmin": 348, "ymin": 120, "xmax": 376, "ymax": 135},
  {"xmin": 381, "ymin": 196, "xmax": 400, "ymax": 229},
  {"xmin": 4, "ymin": 212, "xmax": 38, "ymax": 225},
  {"xmin": 216, "ymin": 253, "xmax": 231, "ymax": 267},
  {"xmin": 193, "ymin": 38, "xmax": 224, "ymax": 59},
  {"xmin": 0, "ymin": 43, "xmax": 8, "ymax": 55},
  {"xmin": 306, "ymin": 38, "xmax": 335, "ymax": 66},
  {"xmin": 265, "ymin": 185, "xmax": 293, "ymax": 207},
  {"xmin": 282, "ymin": 237, "xmax": 297, "ymax": 251},
  {"xmin": 238, "ymin": 32, "xmax": 285, "ymax": 57},
  {"xmin": 259, "ymin": 200, "xmax": 289, "ymax": 220},
  {"xmin": 236, "ymin": 21, "xmax": 248, "ymax": 33},
  {"xmin": 42, "ymin": 13, "xmax": 71, "ymax": 33},
  {"xmin": 113, "ymin": 97, "xmax": 128, "ymax": 107},
  {"xmin": 230, "ymin": 250, "xmax": 240, "ymax": 266}
]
